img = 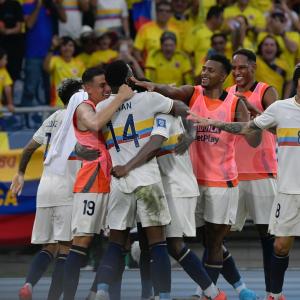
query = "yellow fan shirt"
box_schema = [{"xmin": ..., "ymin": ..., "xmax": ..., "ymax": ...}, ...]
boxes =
[
  {"xmin": 134, "ymin": 21, "xmax": 181, "ymax": 61},
  {"xmin": 0, "ymin": 68, "xmax": 13, "ymax": 106},
  {"xmin": 49, "ymin": 56, "xmax": 84, "ymax": 107},
  {"xmin": 88, "ymin": 49, "xmax": 118, "ymax": 68},
  {"xmin": 145, "ymin": 50, "xmax": 193, "ymax": 86}
]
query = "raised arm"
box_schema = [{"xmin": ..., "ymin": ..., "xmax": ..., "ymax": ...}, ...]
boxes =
[
  {"xmin": 131, "ymin": 77, "xmax": 195, "ymax": 104},
  {"xmin": 10, "ymin": 139, "xmax": 41, "ymax": 196},
  {"xmin": 111, "ymin": 135, "xmax": 166, "ymax": 178},
  {"xmin": 76, "ymin": 84, "xmax": 133, "ymax": 131}
]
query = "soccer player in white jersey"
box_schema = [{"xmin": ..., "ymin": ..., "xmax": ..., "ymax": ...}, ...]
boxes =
[
  {"xmin": 10, "ymin": 79, "xmax": 82, "ymax": 300},
  {"xmin": 188, "ymin": 64, "xmax": 300, "ymax": 300},
  {"xmin": 93, "ymin": 60, "xmax": 190, "ymax": 300},
  {"xmin": 112, "ymin": 113, "xmax": 227, "ymax": 300}
]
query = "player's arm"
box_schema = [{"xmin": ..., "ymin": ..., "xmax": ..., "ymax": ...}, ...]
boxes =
[
  {"xmin": 131, "ymin": 77, "xmax": 195, "ymax": 104},
  {"xmin": 111, "ymin": 135, "xmax": 166, "ymax": 178},
  {"xmin": 76, "ymin": 84, "xmax": 134, "ymax": 131},
  {"xmin": 175, "ymin": 117, "xmax": 196, "ymax": 155},
  {"xmin": 189, "ymin": 111, "xmax": 262, "ymax": 136},
  {"xmin": 234, "ymin": 99, "xmax": 262, "ymax": 147},
  {"xmin": 262, "ymin": 86, "xmax": 278, "ymax": 109},
  {"xmin": 10, "ymin": 139, "xmax": 42, "ymax": 196}
]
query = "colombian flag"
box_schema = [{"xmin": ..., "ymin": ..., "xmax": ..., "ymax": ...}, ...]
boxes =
[
  {"xmin": 131, "ymin": 0, "xmax": 152, "ymax": 31},
  {"xmin": 0, "ymin": 130, "xmax": 43, "ymax": 245}
]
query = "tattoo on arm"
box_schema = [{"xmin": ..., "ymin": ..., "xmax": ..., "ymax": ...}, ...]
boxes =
[
  {"xmin": 221, "ymin": 122, "xmax": 243, "ymax": 134},
  {"xmin": 19, "ymin": 140, "xmax": 40, "ymax": 174}
]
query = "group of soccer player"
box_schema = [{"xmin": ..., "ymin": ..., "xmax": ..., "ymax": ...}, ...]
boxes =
[{"xmin": 10, "ymin": 47, "xmax": 300, "ymax": 300}]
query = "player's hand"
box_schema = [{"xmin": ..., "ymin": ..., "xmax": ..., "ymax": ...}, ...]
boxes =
[
  {"xmin": 175, "ymin": 133, "xmax": 194, "ymax": 155},
  {"xmin": 130, "ymin": 77, "xmax": 155, "ymax": 92},
  {"xmin": 111, "ymin": 165, "xmax": 129, "ymax": 178},
  {"xmin": 10, "ymin": 173, "xmax": 24, "ymax": 197},
  {"xmin": 188, "ymin": 110, "xmax": 213, "ymax": 126},
  {"xmin": 117, "ymin": 84, "xmax": 134, "ymax": 101},
  {"xmin": 234, "ymin": 93, "xmax": 262, "ymax": 117},
  {"xmin": 75, "ymin": 143, "xmax": 100, "ymax": 161}
]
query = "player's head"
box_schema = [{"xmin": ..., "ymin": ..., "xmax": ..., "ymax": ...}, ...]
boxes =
[
  {"xmin": 201, "ymin": 54, "xmax": 231, "ymax": 89},
  {"xmin": 105, "ymin": 60, "xmax": 133, "ymax": 91},
  {"xmin": 58, "ymin": 78, "xmax": 82, "ymax": 106},
  {"xmin": 293, "ymin": 64, "xmax": 300, "ymax": 91},
  {"xmin": 82, "ymin": 67, "xmax": 111, "ymax": 103},
  {"xmin": 232, "ymin": 48, "xmax": 256, "ymax": 88}
]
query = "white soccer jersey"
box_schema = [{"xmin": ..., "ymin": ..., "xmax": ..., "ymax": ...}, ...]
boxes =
[
  {"xmin": 151, "ymin": 114, "xmax": 199, "ymax": 197},
  {"xmin": 254, "ymin": 97, "xmax": 300, "ymax": 194},
  {"xmin": 33, "ymin": 109, "xmax": 80, "ymax": 207},
  {"xmin": 97, "ymin": 91, "xmax": 173, "ymax": 193}
]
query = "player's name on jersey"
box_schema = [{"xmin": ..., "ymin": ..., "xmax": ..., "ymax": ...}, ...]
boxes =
[
  {"xmin": 117, "ymin": 101, "xmax": 132, "ymax": 112},
  {"xmin": 45, "ymin": 120, "xmax": 59, "ymax": 129},
  {"xmin": 196, "ymin": 133, "xmax": 219, "ymax": 144}
]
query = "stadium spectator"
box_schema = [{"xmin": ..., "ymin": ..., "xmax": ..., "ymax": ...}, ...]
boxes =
[
  {"xmin": 169, "ymin": 0, "xmax": 194, "ymax": 44},
  {"xmin": 58, "ymin": 0, "xmax": 88, "ymax": 39},
  {"xmin": 43, "ymin": 35, "xmax": 84, "ymax": 107},
  {"xmin": 20, "ymin": 0, "xmax": 66, "ymax": 106},
  {"xmin": 117, "ymin": 37, "xmax": 144, "ymax": 79},
  {"xmin": 87, "ymin": 30, "xmax": 118, "ymax": 68},
  {"xmin": 183, "ymin": 6, "xmax": 230, "ymax": 77},
  {"xmin": 258, "ymin": 10, "xmax": 300, "ymax": 68},
  {"xmin": 0, "ymin": 0, "xmax": 24, "ymax": 81},
  {"xmin": 145, "ymin": 31, "xmax": 193, "ymax": 86},
  {"xmin": 256, "ymin": 34, "xmax": 293, "ymax": 98},
  {"xmin": 224, "ymin": 0, "xmax": 266, "ymax": 34},
  {"xmin": 0, "ymin": 48, "xmax": 14, "ymax": 112},
  {"xmin": 270, "ymin": 0, "xmax": 300, "ymax": 32},
  {"xmin": 76, "ymin": 25, "xmax": 96, "ymax": 68},
  {"xmin": 133, "ymin": 0, "xmax": 180, "ymax": 65},
  {"xmin": 92, "ymin": 0, "xmax": 130, "ymax": 38},
  {"xmin": 233, "ymin": 14, "xmax": 255, "ymax": 50}
]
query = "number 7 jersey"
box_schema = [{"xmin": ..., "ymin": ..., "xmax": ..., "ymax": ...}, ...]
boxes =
[{"xmin": 96, "ymin": 91, "xmax": 173, "ymax": 193}]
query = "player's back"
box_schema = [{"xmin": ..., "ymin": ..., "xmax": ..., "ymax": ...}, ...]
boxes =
[
  {"xmin": 97, "ymin": 91, "xmax": 173, "ymax": 193},
  {"xmin": 34, "ymin": 109, "xmax": 81, "ymax": 207}
]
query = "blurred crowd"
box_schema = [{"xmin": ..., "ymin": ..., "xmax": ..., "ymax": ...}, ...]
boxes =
[{"xmin": 1, "ymin": 0, "xmax": 300, "ymax": 112}]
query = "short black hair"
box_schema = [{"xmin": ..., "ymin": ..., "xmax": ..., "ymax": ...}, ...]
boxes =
[
  {"xmin": 0, "ymin": 47, "xmax": 6, "ymax": 60},
  {"xmin": 82, "ymin": 67, "xmax": 105, "ymax": 84},
  {"xmin": 233, "ymin": 48, "xmax": 256, "ymax": 62},
  {"xmin": 60, "ymin": 36, "xmax": 76, "ymax": 46},
  {"xmin": 293, "ymin": 65, "xmax": 300, "ymax": 87},
  {"xmin": 160, "ymin": 31, "xmax": 177, "ymax": 44},
  {"xmin": 211, "ymin": 32, "xmax": 227, "ymax": 43},
  {"xmin": 257, "ymin": 35, "xmax": 281, "ymax": 58},
  {"xmin": 57, "ymin": 78, "xmax": 82, "ymax": 105},
  {"xmin": 105, "ymin": 60, "xmax": 130, "ymax": 88},
  {"xmin": 206, "ymin": 5, "xmax": 224, "ymax": 21},
  {"xmin": 208, "ymin": 54, "xmax": 232, "ymax": 75}
]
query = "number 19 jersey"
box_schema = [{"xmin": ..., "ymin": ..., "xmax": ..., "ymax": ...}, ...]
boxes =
[{"xmin": 96, "ymin": 91, "xmax": 173, "ymax": 193}]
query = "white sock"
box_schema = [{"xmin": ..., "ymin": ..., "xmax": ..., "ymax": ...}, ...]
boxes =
[
  {"xmin": 203, "ymin": 283, "xmax": 219, "ymax": 299},
  {"xmin": 235, "ymin": 282, "xmax": 246, "ymax": 294},
  {"xmin": 270, "ymin": 292, "xmax": 282, "ymax": 299},
  {"xmin": 194, "ymin": 286, "xmax": 202, "ymax": 296}
]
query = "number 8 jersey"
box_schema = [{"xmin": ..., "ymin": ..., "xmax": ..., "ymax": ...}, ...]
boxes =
[{"xmin": 97, "ymin": 91, "xmax": 173, "ymax": 193}]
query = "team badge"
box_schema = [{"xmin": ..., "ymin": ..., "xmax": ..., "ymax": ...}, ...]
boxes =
[{"xmin": 156, "ymin": 118, "xmax": 166, "ymax": 128}]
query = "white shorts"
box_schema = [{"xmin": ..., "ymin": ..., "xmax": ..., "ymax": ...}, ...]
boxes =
[
  {"xmin": 195, "ymin": 185, "xmax": 239, "ymax": 227},
  {"xmin": 269, "ymin": 192, "xmax": 300, "ymax": 237},
  {"xmin": 107, "ymin": 182, "xmax": 171, "ymax": 230},
  {"xmin": 233, "ymin": 178, "xmax": 277, "ymax": 231},
  {"xmin": 72, "ymin": 193, "xmax": 109, "ymax": 236},
  {"xmin": 31, "ymin": 205, "xmax": 72, "ymax": 244},
  {"xmin": 166, "ymin": 195, "xmax": 197, "ymax": 238}
]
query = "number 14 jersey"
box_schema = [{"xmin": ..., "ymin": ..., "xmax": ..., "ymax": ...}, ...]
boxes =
[{"xmin": 97, "ymin": 91, "xmax": 173, "ymax": 193}]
